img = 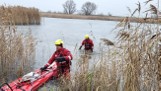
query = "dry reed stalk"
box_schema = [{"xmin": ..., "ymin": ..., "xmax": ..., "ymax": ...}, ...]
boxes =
[
  {"xmin": 0, "ymin": 6, "xmax": 36, "ymax": 83},
  {"xmin": 100, "ymin": 38, "xmax": 114, "ymax": 46}
]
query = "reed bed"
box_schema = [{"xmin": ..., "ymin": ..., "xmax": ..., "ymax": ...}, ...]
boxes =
[
  {"xmin": 0, "ymin": 6, "xmax": 40, "ymax": 25},
  {"xmin": 0, "ymin": 7, "xmax": 36, "ymax": 83}
]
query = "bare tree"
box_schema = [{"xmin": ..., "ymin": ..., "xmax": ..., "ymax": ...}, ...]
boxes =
[
  {"xmin": 81, "ymin": 2, "xmax": 97, "ymax": 15},
  {"xmin": 63, "ymin": 0, "xmax": 76, "ymax": 14}
]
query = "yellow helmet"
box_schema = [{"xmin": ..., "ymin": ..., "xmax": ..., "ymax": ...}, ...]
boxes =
[
  {"xmin": 54, "ymin": 39, "xmax": 63, "ymax": 46},
  {"xmin": 85, "ymin": 34, "xmax": 89, "ymax": 39}
]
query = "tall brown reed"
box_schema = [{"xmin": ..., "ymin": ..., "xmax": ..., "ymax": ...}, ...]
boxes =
[
  {"xmin": 0, "ymin": 6, "xmax": 36, "ymax": 83},
  {"xmin": 115, "ymin": 1, "xmax": 160, "ymax": 90},
  {"xmin": 0, "ymin": 5, "xmax": 40, "ymax": 25}
]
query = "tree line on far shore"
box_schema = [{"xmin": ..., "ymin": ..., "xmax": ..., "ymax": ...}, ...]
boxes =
[{"xmin": 63, "ymin": 0, "xmax": 97, "ymax": 15}]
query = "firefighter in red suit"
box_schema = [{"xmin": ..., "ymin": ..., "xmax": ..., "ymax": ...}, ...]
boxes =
[
  {"xmin": 40, "ymin": 39, "xmax": 73, "ymax": 79},
  {"xmin": 79, "ymin": 34, "xmax": 94, "ymax": 52}
]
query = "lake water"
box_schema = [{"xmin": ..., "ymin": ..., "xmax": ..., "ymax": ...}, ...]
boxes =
[{"xmin": 17, "ymin": 17, "xmax": 119, "ymax": 72}]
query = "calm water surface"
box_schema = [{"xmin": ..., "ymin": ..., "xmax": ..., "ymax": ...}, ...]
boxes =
[{"xmin": 17, "ymin": 17, "xmax": 118, "ymax": 71}]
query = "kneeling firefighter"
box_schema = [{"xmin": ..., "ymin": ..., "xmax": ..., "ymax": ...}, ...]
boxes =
[{"xmin": 40, "ymin": 39, "xmax": 73, "ymax": 79}]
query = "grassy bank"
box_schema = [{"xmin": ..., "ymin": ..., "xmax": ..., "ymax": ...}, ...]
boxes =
[
  {"xmin": 40, "ymin": 12, "xmax": 161, "ymax": 24},
  {"xmin": 0, "ymin": 6, "xmax": 40, "ymax": 25},
  {"xmin": 0, "ymin": 6, "xmax": 36, "ymax": 83}
]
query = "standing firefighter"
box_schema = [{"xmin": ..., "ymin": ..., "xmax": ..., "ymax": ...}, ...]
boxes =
[
  {"xmin": 79, "ymin": 34, "xmax": 94, "ymax": 52},
  {"xmin": 40, "ymin": 39, "xmax": 73, "ymax": 79}
]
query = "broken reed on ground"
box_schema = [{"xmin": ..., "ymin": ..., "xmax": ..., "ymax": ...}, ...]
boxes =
[
  {"xmin": 42, "ymin": 1, "xmax": 161, "ymax": 91},
  {"xmin": 0, "ymin": 6, "xmax": 40, "ymax": 25},
  {"xmin": 0, "ymin": 6, "xmax": 36, "ymax": 83}
]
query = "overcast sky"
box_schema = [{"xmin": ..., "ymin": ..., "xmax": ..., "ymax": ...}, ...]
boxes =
[{"xmin": 0, "ymin": 0, "xmax": 160, "ymax": 16}]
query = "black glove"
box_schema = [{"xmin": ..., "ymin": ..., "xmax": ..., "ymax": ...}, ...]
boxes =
[
  {"xmin": 55, "ymin": 57, "xmax": 66, "ymax": 62},
  {"xmin": 40, "ymin": 66, "xmax": 47, "ymax": 71},
  {"xmin": 91, "ymin": 48, "xmax": 93, "ymax": 52},
  {"xmin": 79, "ymin": 46, "xmax": 82, "ymax": 50}
]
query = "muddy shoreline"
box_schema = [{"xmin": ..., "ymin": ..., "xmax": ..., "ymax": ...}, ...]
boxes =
[{"xmin": 40, "ymin": 12, "xmax": 161, "ymax": 24}]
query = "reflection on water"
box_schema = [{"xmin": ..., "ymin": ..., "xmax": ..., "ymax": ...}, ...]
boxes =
[{"xmin": 16, "ymin": 17, "xmax": 118, "ymax": 71}]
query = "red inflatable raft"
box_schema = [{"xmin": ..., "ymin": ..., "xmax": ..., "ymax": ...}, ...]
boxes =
[{"xmin": 0, "ymin": 62, "xmax": 59, "ymax": 91}]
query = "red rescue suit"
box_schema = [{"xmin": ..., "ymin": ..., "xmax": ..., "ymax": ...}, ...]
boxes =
[
  {"xmin": 81, "ymin": 38, "xmax": 94, "ymax": 51},
  {"xmin": 45, "ymin": 48, "xmax": 72, "ymax": 79}
]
